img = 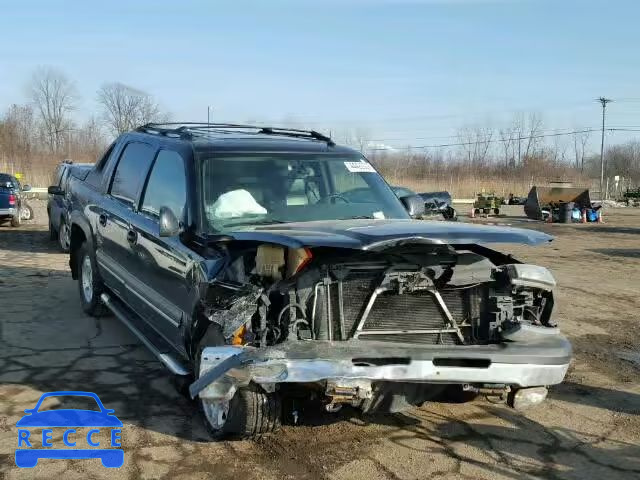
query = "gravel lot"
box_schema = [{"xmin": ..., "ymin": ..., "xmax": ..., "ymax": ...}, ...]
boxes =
[{"xmin": 1, "ymin": 201, "xmax": 639, "ymax": 480}]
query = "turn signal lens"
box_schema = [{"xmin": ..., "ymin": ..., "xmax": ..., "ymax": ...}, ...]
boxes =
[{"xmin": 231, "ymin": 324, "xmax": 247, "ymax": 345}]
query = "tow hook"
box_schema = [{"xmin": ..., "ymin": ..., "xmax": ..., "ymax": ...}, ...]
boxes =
[{"xmin": 463, "ymin": 383, "xmax": 511, "ymax": 404}]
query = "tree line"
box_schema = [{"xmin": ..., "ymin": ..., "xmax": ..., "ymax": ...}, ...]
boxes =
[
  {"xmin": 0, "ymin": 66, "xmax": 169, "ymax": 182},
  {"xmin": 1, "ymin": 66, "xmax": 638, "ymax": 196}
]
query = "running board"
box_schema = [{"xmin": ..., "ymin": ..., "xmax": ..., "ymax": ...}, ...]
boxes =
[{"xmin": 100, "ymin": 293, "xmax": 190, "ymax": 376}]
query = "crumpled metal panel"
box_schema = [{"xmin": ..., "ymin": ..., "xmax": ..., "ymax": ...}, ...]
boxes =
[{"xmin": 224, "ymin": 218, "xmax": 553, "ymax": 249}]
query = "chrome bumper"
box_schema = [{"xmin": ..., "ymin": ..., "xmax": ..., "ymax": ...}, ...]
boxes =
[
  {"xmin": 193, "ymin": 332, "xmax": 572, "ymax": 400},
  {"xmin": 0, "ymin": 207, "xmax": 16, "ymax": 216}
]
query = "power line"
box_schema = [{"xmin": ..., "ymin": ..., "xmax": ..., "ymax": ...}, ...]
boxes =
[
  {"xmin": 367, "ymin": 125, "xmax": 614, "ymax": 143},
  {"xmin": 367, "ymin": 127, "xmax": 638, "ymax": 151}
]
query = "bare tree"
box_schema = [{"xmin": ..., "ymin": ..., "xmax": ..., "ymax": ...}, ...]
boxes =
[
  {"xmin": 97, "ymin": 82, "xmax": 169, "ymax": 136},
  {"xmin": 343, "ymin": 127, "xmax": 371, "ymax": 153},
  {"xmin": 73, "ymin": 117, "xmax": 107, "ymax": 160},
  {"xmin": 28, "ymin": 67, "xmax": 77, "ymax": 153},
  {"xmin": 498, "ymin": 126, "xmax": 517, "ymax": 168},
  {"xmin": 572, "ymin": 130, "xmax": 590, "ymax": 172},
  {"xmin": 522, "ymin": 113, "xmax": 543, "ymax": 160},
  {"xmin": 458, "ymin": 126, "xmax": 493, "ymax": 167},
  {"xmin": 0, "ymin": 104, "xmax": 37, "ymax": 160},
  {"xmin": 511, "ymin": 113, "xmax": 543, "ymax": 164}
]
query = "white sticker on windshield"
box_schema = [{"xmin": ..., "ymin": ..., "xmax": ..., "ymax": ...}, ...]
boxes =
[
  {"xmin": 373, "ymin": 211, "xmax": 385, "ymax": 219},
  {"xmin": 344, "ymin": 161, "xmax": 376, "ymax": 173}
]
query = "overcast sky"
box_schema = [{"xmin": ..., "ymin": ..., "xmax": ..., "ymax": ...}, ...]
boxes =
[{"xmin": 1, "ymin": 0, "xmax": 639, "ymax": 151}]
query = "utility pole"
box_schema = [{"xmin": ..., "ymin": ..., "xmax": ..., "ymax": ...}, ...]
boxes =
[
  {"xmin": 207, "ymin": 106, "xmax": 211, "ymax": 125},
  {"xmin": 597, "ymin": 97, "xmax": 612, "ymax": 200}
]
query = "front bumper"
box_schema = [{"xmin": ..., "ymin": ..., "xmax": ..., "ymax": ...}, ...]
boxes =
[
  {"xmin": 0, "ymin": 207, "xmax": 16, "ymax": 216},
  {"xmin": 193, "ymin": 330, "xmax": 572, "ymax": 400}
]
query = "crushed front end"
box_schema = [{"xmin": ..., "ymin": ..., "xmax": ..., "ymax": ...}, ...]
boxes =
[{"xmin": 190, "ymin": 239, "xmax": 571, "ymax": 419}]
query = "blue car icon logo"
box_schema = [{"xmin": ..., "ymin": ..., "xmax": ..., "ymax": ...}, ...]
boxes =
[{"xmin": 15, "ymin": 391, "xmax": 123, "ymax": 468}]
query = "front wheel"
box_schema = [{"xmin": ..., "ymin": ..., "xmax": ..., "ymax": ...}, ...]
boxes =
[
  {"xmin": 200, "ymin": 385, "xmax": 282, "ymax": 440},
  {"xmin": 48, "ymin": 218, "xmax": 57, "ymax": 240},
  {"xmin": 20, "ymin": 205, "xmax": 33, "ymax": 221},
  {"xmin": 58, "ymin": 219, "xmax": 70, "ymax": 253},
  {"xmin": 76, "ymin": 243, "xmax": 107, "ymax": 316}
]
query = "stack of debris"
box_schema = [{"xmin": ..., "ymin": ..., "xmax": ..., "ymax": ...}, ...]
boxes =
[{"xmin": 524, "ymin": 185, "xmax": 593, "ymax": 223}]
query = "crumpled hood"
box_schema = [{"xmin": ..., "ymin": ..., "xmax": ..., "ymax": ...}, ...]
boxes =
[{"xmin": 226, "ymin": 219, "xmax": 552, "ymax": 250}]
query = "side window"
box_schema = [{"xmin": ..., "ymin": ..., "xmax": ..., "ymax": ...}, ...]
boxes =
[
  {"xmin": 141, "ymin": 150, "xmax": 186, "ymax": 221},
  {"xmin": 109, "ymin": 142, "xmax": 156, "ymax": 205}
]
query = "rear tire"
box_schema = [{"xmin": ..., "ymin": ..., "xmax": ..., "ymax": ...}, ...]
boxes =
[
  {"xmin": 10, "ymin": 213, "xmax": 21, "ymax": 227},
  {"xmin": 77, "ymin": 243, "xmax": 107, "ymax": 316},
  {"xmin": 493, "ymin": 208, "xmax": 500, "ymax": 215}
]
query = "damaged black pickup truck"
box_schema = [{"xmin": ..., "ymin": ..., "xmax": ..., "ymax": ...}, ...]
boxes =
[{"xmin": 67, "ymin": 123, "xmax": 570, "ymax": 439}]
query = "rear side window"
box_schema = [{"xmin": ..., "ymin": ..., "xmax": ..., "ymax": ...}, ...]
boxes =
[
  {"xmin": 141, "ymin": 150, "xmax": 186, "ymax": 220},
  {"xmin": 110, "ymin": 142, "xmax": 156, "ymax": 205}
]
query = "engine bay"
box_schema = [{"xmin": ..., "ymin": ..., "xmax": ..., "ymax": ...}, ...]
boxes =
[{"xmin": 200, "ymin": 242, "xmax": 556, "ymax": 350}]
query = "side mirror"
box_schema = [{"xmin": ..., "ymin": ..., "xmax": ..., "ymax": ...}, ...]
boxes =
[
  {"xmin": 159, "ymin": 206, "xmax": 181, "ymax": 237},
  {"xmin": 22, "ymin": 184, "xmax": 31, "ymax": 192},
  {"xmin": 399, "ymin": 194, "xmax": 425, "ymax": 218},
  {"xmin": 48, "ymin": 186, "xmax": 63, "ymax": 195}
]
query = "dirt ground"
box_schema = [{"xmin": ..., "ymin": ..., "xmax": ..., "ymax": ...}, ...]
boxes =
[{"xmin": 1, "ymin": 201, "xmax": 639, "ymax": 480}]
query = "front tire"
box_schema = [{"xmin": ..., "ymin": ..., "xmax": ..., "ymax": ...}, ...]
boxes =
[
  {"xmin": 21, "ymin": 205, "xmax": 33, "ymax": 221},
  {"xmin": 58, "ymin": 219, "xmax": 70, "ymax": 253},
  {"xmin": 77, "ymin": 243, "xmax": 107, "ymax": 316},
  {"xmin": 194, "ymin": 326, "xmax": 281, "ymax": 440},
  {"xmin": 200, "ymin": 385, "xmax": 282, "ymax": 440},
  {"xmin": 49, "ymin": 217, "xmax": 57, "ymax": 240}
]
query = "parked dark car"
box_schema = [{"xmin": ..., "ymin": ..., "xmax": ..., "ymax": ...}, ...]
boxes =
[
  {"xmin": 392, "ymin": 186, "xmax": 457, "ymax": 220},
  {"xmin": 508, "ymin": 193, "xmax": 527, "ymax": 205},
  {"xmin": 48, "ymin": 161, "xmax": 93, "ymax": 251},
  {"xmin": 0, "ymin": 173, "xmax": 32, "ymax": 227},
  {"xmin": 67, "ymin": 123, "xmax": 570, "ymax": 439}
]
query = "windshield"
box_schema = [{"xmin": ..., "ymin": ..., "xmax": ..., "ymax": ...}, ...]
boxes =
[{"xmin": 201, "ymin": 153, "xmax": 409, "ymax": 232}]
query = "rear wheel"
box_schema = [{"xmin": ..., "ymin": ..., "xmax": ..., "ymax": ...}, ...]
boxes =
[
  {"xmin": 77, "ymin": 243, "xmax": 107, "ymax": 316},
  {"xmin": 493, "ymin": 208, "xmax": 500, "ymax": 215},
  {"xmin": 10, "ymin": 213, "xmax": 21, "ymax": 227}
]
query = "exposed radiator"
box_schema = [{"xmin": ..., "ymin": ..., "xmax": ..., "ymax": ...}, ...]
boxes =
[{"xmin": 313, "ymin": 267, "xmax": 479, "ymax": 345}]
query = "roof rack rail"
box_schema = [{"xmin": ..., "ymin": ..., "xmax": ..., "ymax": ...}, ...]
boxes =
[{"xmin": 136, "ymin": 123, "xmax": 335, "ymax": 146}]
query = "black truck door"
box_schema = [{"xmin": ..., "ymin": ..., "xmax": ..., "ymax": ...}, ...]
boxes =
[
  {"xmin": 128, "ymin": 149, "xmax": 192, "ymax": 352},
  {"xmin": 96, "ymin": 141, "xmax": 156, "ymax": 305}
]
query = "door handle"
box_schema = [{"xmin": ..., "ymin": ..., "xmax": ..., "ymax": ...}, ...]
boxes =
[
  {"xmin": 127, "ymin": 229, "xmax": 138, "ymax": 244},
  {"xmin": 99, "ymin": 214, "xmax": 107, "ymax": 226}
]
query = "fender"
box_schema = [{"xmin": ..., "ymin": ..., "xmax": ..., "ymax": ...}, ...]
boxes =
[{"xmin": 69, "ymin": 211, "xmax": 95, "ymax": 279}]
